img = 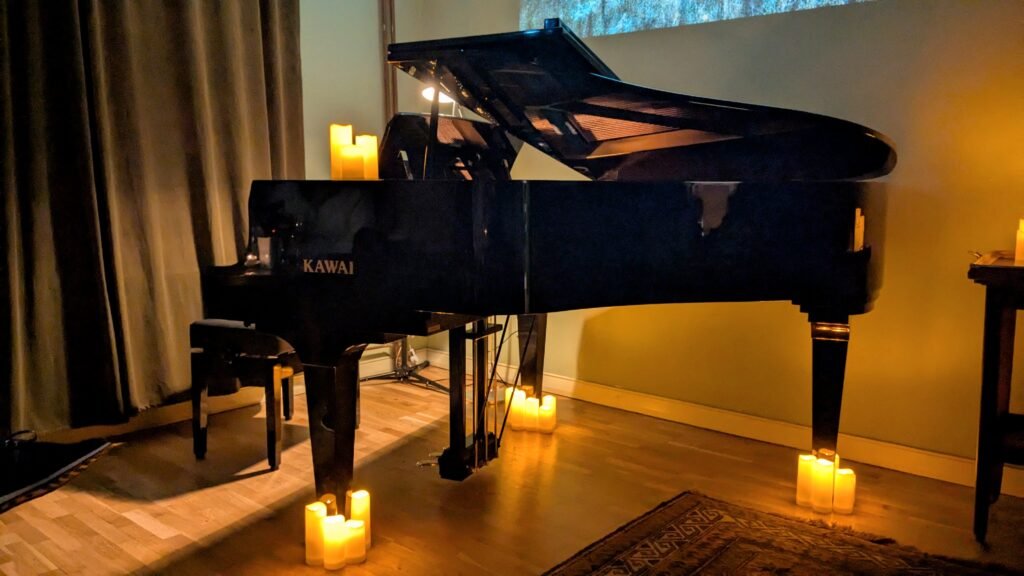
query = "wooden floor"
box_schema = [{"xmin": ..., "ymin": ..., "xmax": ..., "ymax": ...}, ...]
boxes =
[{"xmin": 2, "ymin": 367, "xmax": 1023, "ymax": 575}]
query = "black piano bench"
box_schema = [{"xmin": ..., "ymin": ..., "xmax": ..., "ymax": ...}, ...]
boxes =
[{"xmin": 190, "ymin": 319, "xmax": 301, "ymax": 470}]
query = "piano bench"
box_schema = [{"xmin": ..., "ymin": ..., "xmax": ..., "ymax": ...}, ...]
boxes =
[{"xmin": 190, "ymin": 320, "xmax": 302, "ymax": 471}]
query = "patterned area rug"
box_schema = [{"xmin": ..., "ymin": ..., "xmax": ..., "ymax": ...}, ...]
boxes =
[{"xmin": 545, "ymin": 492, "xmax": 1020, "ymax": 575}]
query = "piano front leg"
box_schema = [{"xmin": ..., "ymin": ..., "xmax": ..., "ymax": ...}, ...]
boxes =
[
  {"xmin": 809, "ymin": 318, "xmax": 850, "ymax": 455},
  {"xmin": 303, "ymin": 345, "xmax": 366, "ymax": 498}
]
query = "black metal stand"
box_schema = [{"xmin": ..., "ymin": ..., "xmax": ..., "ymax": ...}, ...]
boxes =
[{"xmin": 360, "ymin": 337, "xmax": 448, "ymax": 393}]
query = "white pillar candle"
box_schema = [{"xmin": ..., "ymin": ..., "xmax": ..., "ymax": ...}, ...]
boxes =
[
  {"xmin": 539, "ymin": 404, "xmax": 556, "ymax": 433},
  {"xmin": 322, "ymin": 514, "xmax": 348, "ymax": 570},
  {"xmin": 1015, "ymin": 219, "xmax": 1024, "ymax": 263},
  {"xmin": 340, "ymin": 144, "xmax": 365, "ymax": 180},
  {"xmin": 356, "ymin": 134, "xmax": 379, "ymax": 180},
  {"xmin": 510, "ymin": 390, "xmax": 526, "ymax": 430},
  {"xmin": 811, "ymin": 458, "xmax": 834, "ymax": 514},
  {"xmin": 524, "ymin": 397, "xmax": 540, "ymax": 431},
  {"xmin": 833, "ymin": 468, "xmax": 857, "ymax": 514},
  {"xmin": 795, "ymin": 454, "xmax": 815, "ymax": 507},
  {"xmin": 345, "ymin": 519, "xmax": 367, "ymax": 564},
  {"xmin": 304, "ymin": 502, "xmax": 328, "ymax": 566},
  {"xmin": 329, "ymin": 124, "xmax": 353, "ymax": 180},
  {"xmin": 504, "ymin": 386, "xmax": 514, "ymax": 407},
  {"xmin": 349, "ymin": 489, "xmax": 371, "ymax": 546}
]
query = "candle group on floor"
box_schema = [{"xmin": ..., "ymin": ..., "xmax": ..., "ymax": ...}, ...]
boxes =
[
  {"xmin": 796, "ymin": 452, "xmax": 857, "ymax": 514},
  {"xmin": 329, "ymin": 123, "xmax": 379, "ymax": 180},
  {"xmin": 505, "ymin": 388, "xmax": 557, "ymax": 433},
  {"xmin": 305, "ymin": 489, "xmax": 372, "ymax": 570}
]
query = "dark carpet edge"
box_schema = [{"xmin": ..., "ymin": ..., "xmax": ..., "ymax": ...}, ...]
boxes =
[{"xmin": 0, "ymin": 439, "xmax": 111, "ymax": 514}]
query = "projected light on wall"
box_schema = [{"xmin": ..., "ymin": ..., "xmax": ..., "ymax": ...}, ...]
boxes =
[{"xmin": 521, "ymin": 0, "xmax": 873, "ymax": 37}]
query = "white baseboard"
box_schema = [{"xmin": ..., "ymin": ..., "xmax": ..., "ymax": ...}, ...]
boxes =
[{"xmin": 424, "ymin": 347, "xmax": 1024, "ymax": 497}]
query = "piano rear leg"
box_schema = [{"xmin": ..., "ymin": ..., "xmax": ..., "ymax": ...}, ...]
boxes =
[
  {"xmin": 191, "ymin": 351, "xmax": 209, "ymax": 460},
  {"xmin": 809, "ymin": 318, "xmax": 850, "ymax": 456},
  {"xmin": 517, "ymin": 314, "xmax": 548, "ymax": 396},
  {"xmin": 303, "ymin": 345, "xmax": 366, "ymax": 498}
]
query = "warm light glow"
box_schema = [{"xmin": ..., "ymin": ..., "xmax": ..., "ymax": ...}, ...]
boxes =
[
  {"xmin": 349, "ymin": 489, "xmax": 371, "ymax": 547},
  {"xmin": 322, "ymin": 515, "xmax": 348, "ymax": 570},
  {"xmin": 795, "ymin": 454, "xmax": 815, "ymax": 507},
  {"xmin": 344, "ymin": 519, "xmax": 367, "ymax": 564},
  {"xmin": 356, "ymin": 134, "xmax": 379, "ymax": 180},
  {"xmin": 304, "ymin": 502, "xmax": 328, "ymax": 566},
  {"xmin": 539, "ymin": 395, "xmax": 557, "ymax": 433},
  {"xmin": 510, "ymin": 390, "xmax": 527, "ymax": 430},
  {"xmin": 329, "ymin": 124, "xmax": 353, "ymax": 180},
  {"xmin": 811, "ymin": 458, "xmax": 835, "ymax": 513},
  {"xmin": 421, "ymin": 87, "xmax": 455, "ymax": 104},
  {"xmin": 833, "ymin": 468, "xmax": 857, "ymax": 514}
]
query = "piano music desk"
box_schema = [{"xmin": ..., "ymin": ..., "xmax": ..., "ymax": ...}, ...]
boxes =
[{"xmin": 968, "ymin": 251, "xmax": 1024, "ymax": 542}]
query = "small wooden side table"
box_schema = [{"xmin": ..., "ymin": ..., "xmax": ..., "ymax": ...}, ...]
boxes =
[{"xmin": 968, "ymin": 251, "xmax": 1024, "ymax": 542}]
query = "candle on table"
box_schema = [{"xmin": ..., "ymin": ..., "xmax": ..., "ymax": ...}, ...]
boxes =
[
  {"xmin": 539, "ymin": 395, "xmax": 557, "ymax": 433},
  {"xmin": 322, "ymin": 514, "xmax": 348, "ymax": 570},
  {"xmin": 345, "ymin": 519, "xmax": 367, "ymax": 564},
  {"xmin": 340, "ymin": 145, "xmax": 365, "ymax": 180},
  {"xmin": 524, "ymin": 397, "xmax": 540, "ymax": 431},
  {"xmin": 304, "ymin": 502, "xmax": 328, "ymax": 566},
  {"xmin": 833, "ymin": 468, "xmax": 857, "ymax": 514},
  {"xmin": 510, "ymin": 390, "xmax": 526, "ymax": 430},
  {"xmin": 329, "ymin": 124, "xmax": 353, "ymax": 180},
  {"xmin": 349, "ymin": 489, "xmax": 371, "ymax": 546},
  {"xmin": 811, "ymin": 458, "xmax": 834, "ymax": 514},
  {"xmin": 795, "ymin": 454, "xmax": 815, "ymax": 507},
  {"xmin": 1015, "ymin": 219, "xmax": 1024, "ymax": 263},
  {"xmin": 356, "ymin": 134, "xmax": 379, "ymax": 180}
]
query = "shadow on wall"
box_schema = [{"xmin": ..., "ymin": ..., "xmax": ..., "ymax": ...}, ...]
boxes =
[{"xmin": 575, "ymin": 302, "xmax": 814, "ymax": 426}]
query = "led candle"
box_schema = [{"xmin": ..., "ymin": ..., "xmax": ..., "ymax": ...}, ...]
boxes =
[
  {"xmin": 356, "ymin": 134, "xmax": 379, "ymax": 180},
  {"xmin": 349, "ymin": 489, "xmax": 371, "ymax": 546},
  {"xmin": 340, "ymin": 145, "xmax": 365, "ymax": 180},
  {"xmin": 524, "ymin": 397, "xmax": 540, "ymax": 431},
  {"xmin": 319, "ymin": 492, "xmax": 338, "ymax": 516},
  {"xmin": 504, "ymin": 386, "xmax": 515, "ymax": 409},
  {"xmin": 1015, "ymin": 219, "xmax": 1024, "ymax": 264},
  {"xmin": 833, "ymin": 468, "xmax": 857, "ymax": 514},
  {"xmin": 304, "ymin": 502, "xmax": 328, "ymax": 566},
  {"xmin": 329, "ymin": 124, "xmax": 353, "ymax": 180},
  {"xmin": 322, "ymin": 514, "xmax": 348, "ymax": 570},
  {"xmin": 345, "ymin": 519, "xmax": 367, "ymax": 564},
  {"xmin": 811, "ymin": 458, "xmax": 835, "ymax": 514},
  {"xmin": 795, "ymin": 454, "xmax": 815, "ymax": 507},
  {"xmin": 510, "ymin": 390, "xmax": 526, "ymax": 430},
  {"xmin": 539, "ymin": 395, "xmax": 557, "ymax": 433}
]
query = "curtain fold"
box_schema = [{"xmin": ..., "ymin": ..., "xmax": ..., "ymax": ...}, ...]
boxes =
[{"xmin": 2, "ymin": 0, "xmax": 303, "ymax": 434}]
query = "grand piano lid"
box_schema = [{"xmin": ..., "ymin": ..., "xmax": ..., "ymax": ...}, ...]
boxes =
[{"xmin": 388, "ymin": 18, "xmax": 896, "ymax": 182}]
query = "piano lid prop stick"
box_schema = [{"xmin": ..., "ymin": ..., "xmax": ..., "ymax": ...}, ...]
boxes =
[{"xmin": 329, "ymin": 124, "xmax": 353, "ymax": 180}]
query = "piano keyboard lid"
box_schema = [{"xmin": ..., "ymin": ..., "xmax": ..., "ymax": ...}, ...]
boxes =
[{"xmin": 387, "ymin": 18, "xmax": 896, "ymax": 183}]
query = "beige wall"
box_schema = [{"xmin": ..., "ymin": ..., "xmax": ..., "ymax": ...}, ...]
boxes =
[{"xmin": 392, "ymin": 0, "xmax": 1024, "ymax": 458}]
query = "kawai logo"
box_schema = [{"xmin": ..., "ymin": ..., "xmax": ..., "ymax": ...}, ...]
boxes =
[{"xmin": 302, "ymin": 259, "xmax": 355, "ymax": 275}]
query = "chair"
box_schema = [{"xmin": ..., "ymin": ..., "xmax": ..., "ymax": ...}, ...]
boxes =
[{"xmin": 190, "ymin": 319, "xmax": 301, "ymax": 470}]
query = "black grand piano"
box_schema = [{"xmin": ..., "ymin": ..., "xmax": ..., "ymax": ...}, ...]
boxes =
[{"xmin": 198, "ymin": 19, "xmax": 896, "ymax": 497}]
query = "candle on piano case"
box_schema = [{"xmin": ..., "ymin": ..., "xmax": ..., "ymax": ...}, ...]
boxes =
[
  {"xmin": 524, "ymin": 397, "xmax": 540, "ymax": 431},
  {"xmin": 811, "ymin": 458, "xmax": 835, "ymax": 514},
  {"xmin": 340, "ymin": 144, "xmax": 365, "ymax": 180},
  {"xmin": 329, "ymin": 124, "xmax": 353, "ymax": 180},
  {"xmin": 345, "ymin": 519, "xmax": 367, "ymax": 564},
  {"xmin": 796, "ymin": 454, "xmax": 815, "ymax": 507},
  {"xmin": 322, "ymin": 514, "xmax": 348, "ymax": 570},
  {"xmin": 539, "ymin": 395, "xmax": 557, "ymax": 433},
  {"xmin": 349, "ymin": 489, "xmax": 371, "ymax": 546},
  {"xmin": 833, "ymin": 468, "xmax": 857, "ymax": 514},
  {"xmin": 304, "ymin": 502, "xmax": 328, "ymax": 566},
  {"xmin": 510, "ymin": 389, "xmax": 526, "ymax": 430},
  {"xmin": 356, "ymin": 134, "xmax": 379, "ymax": 180},
  {"xmin": 1015, "ymin": 219, "xmax": 1024, "ymax": 263}
]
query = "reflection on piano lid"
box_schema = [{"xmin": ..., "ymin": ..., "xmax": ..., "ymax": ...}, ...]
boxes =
[{"xmin": 388, "ymin": 18, "xmax": 896, "ymax": 182}]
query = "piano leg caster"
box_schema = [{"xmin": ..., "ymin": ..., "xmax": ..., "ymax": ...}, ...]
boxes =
[
  {"xmin": 303, "ymin": 345, "xmax": 366, "ymax": 498},
  {"xmin": 810, "ymin": 318, "xmax": 850, "ymax": 455}
]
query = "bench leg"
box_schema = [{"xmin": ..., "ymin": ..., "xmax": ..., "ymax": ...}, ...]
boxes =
[
  {"xmin": 192, "ymin": 352, "xmax": 209, "ymax": 460},
  {"xmin": 283, "ymin": 372, "xmax": 294, "ymax": 421},
  {"xmin": 266, "ymin": 364, "xmax": 284, "ymax": 470}
]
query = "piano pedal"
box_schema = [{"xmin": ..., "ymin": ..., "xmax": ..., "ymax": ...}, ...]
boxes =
[{"xmin": 416, "ymin": 459, "xmax": 439, "ymax": 468}]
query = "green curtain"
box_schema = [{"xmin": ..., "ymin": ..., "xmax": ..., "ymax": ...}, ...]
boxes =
[{"xmin": 1, "ymin": 0, "xmax": 304, "ymax": 435}]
